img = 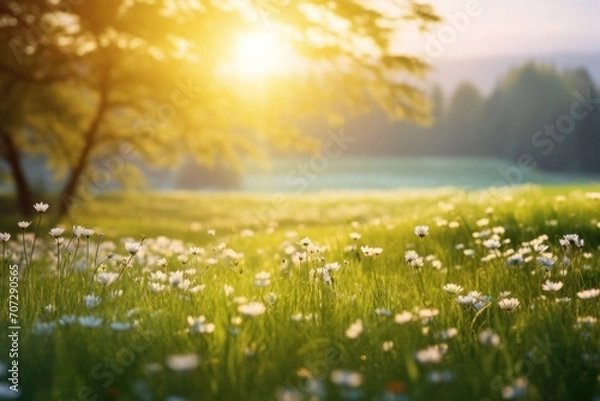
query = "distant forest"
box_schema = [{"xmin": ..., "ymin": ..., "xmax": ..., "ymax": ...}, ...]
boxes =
[
  {"xmin": 344, "ymin": 63, "xmax": 600, "ymax": 173},
  {"xmin": 176, "ymin": 62, "xmax": 600, "ymax": 189}
]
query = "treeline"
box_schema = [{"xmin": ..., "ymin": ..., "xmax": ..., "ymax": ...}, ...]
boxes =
[{"xmin": 344, "ymin": 63, "xmax": 600, "ymax": 172}]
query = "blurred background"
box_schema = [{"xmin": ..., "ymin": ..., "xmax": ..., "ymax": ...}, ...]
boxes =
[{"xmin": 1, "ymin": 0, "xmax": 599, "ymax": 216}]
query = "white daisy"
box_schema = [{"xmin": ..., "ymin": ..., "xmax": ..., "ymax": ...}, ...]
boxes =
[
  {"xmin": 33, "ymin": 202, "xmax": 49, "ymax": 214},
  {"xmin": 577, "ymin": 288, "xmax": 600, "ymax": 299},
  {"xmin": 498, "ymin": 298, "xmax": 520, "ymax": 311},
  {"xmin": 541, "ymin": 280, "xmax": 563, "ymax": 292},
  {"xmin": 238, "ymin": 302, "xmax": 266, "ymax": 317},
  {"xmin": 414, "ymin": 225, "xmax": 429, "ymax": 238}
]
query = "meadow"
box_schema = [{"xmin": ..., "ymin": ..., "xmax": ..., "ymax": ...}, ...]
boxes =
[{"xmin": 1, "ymin": 185, "xmax": 599, "ymax": 401}]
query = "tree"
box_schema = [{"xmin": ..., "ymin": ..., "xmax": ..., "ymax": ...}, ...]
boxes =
[
  {"xmin": 444, "ymin": 82, "xmax": 484, "ymax": 154},
  {"xmin": 0, "ymin": 0, "xmax": 439, "ymax": 216},
  {"xmin": 485, "ymin": 64, "xmax": 577, "ymax": 170},
  {"xmin": 561, "ymin": 68, "xmax": 600, "ymax": 172}
]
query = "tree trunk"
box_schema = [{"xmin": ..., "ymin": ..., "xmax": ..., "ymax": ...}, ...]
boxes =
[
  {"xmin": 58, "ymin": 100, "xmax": 106, "ymax": 217},
  {"xmin": 58, "ymin": 68, "xmax": 109, "ymax": 217},
  {"xmin": 1, "ymin": 131, "xmax": 33, "ymax": 216}
]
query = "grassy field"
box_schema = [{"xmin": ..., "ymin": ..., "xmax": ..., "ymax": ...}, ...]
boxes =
[{"xmin": 1, "ymin": 185, "xmax": 600, "ymax": 401}]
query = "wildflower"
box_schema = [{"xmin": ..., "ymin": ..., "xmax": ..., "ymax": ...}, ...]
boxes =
[
  {"xmin": 97, "ymin": 272, "xmax": 119, "ymax": 286},
  {"xmin": 345, "ymin": 319, "xmax": 363, "ymax": 339},
  {"xmin": 78, "ymin": 316, "xmax": 103, "ymax": 327},
  {"xmin": 125, "ymin": 241, "xmax": 142, "ymax": 255},
  {"xmin": 418, "ymin": 308, "xmax": 439, "ymax": 320},
  {"xmin": 382, "ymin": 341, "xmax": 394, "ymax": 352},
  {"xmin": 33, "ymin": 202, "xmax": 49, "ymax": 214},
  {"xmin": 349, "ymin": 232, "xmax": 361, "ymax": 240},
  {"xmin": 502, "ymin": 377, "xmax": 528, "ymax": 399},
  {"xmin": 541, "ymin": 280, "xmax": 563, "ymax": 292},
  {"xmin": 434, "ymin": 328, "xmax": 458, "ymax": 340},
  {"xmin": 308, "ymin": 244, "xmax": 327, "ymax": 254},
  {"xmin": 32, "ymin": 321, "xmax": 57, "ymax": 336},
  {"xmin": 82, "ymin": 228, "xmax": 95, "ymax": 238},
  {"xmin": 577, "ymin": 288, "xmax": 600, "ymax": 299},
  {"xmin": 49, "ymin": 227, "xmax": 65, "ymax": 238},
  {"xmin": 563, "ymin": 234, "xmax": 584, "ymax": 248},
  {"xmin": 293, "ymin": 251, "xmax": 307, "ymax": 263},
  {"xmin": 17, "ymin": 221, "xmax": 31, "ymax": 229},
  {"xmin": 84, "ymin": 294, "xmax": 102, "ymax": 309},
  {"xmin": 476, "ymin": 218, "xmax": 489, "ymax": 227},
  {"xmin": 166, "ymin": 354, "xmax": 200, "ymax": 371},
  {"xmin": 457, "ymin": 291, "xmax": 492, "ymax": 310},
  {"xmin": 559, "ymin": 238, "xmax": 570, "ymax": 250},
  {"xmin": 207, "ymin": 229, "xmax": 216, "ymax": 236},
  {"xmin": 73, "ymin": 225, "xmax": 85, "ymax": 238},
  {"xmin": 415, "ymin": 345, "xmax": 445, "ymax": 364},
  {"xmin": 498, "ymin": 298, "xmax": 520, "ymax": 311},
  {"xmin": 298, "ymin": 237, "xmax": 312, "ymax": 247},
  {"xmin": 189, "ymin": 246, "xmax": 202, "ymax": 256},
  {"xmin": 479, "ymin": 328, "xmax": 500, "ymax": 346},
  {"xmin": 537, "ymin": 256, "xmax": 555, "ymax": 271},
  {"xmin": 254, "ymin": 271, "xmax": 271, "ymax": 287},
  {"xmin": 506, "ymin": 253, "xmax": 524, "ymax": 266},
  {"xmin": 188, "ymin": 284, "xmax": 206, "ymax": 294},
  {"xmin": 330, "ymin": 370, "xmax": 363, "ymax": 388},
  {"xmin": 224, "ymin": 285, "xmax": 234, "ymax": 297},
  {"xmin": 111, "ymin": 322, "xmax": 132, "ymax": 331},
  {"xmin": 0, "ymin": 233, "xmax": 10, "ymax": 242},
  {"xmin": 148, "ymin": 282, "xmax": 167, "ymax": 293},
  {"xmin": 414, "ymin": 225, "xmax": 429, "ymax": 238},
  {"xmin": 394, "ymin": 311, "xmax": 413, "ymax": 324},
  {"xmin": 375, "ymin": 308, "xmax": 392, "ymax": 317},
  {"xmin": 324, "ymin": 262, "xmax": 341, "ymax": 272},
  {"xmin": 150, "ymin": 270, "xmax": 167, "ymax": 281},
  {"xmin": 59, "ymin": 315, "xmax": 77, "ymax": 325},
  {"xmin": 168, "ymin": 271, "xmax": 184, "ymax": 287},
  {"xmin": 156, "ymin": 258, "xmax": 168, "ymax": 268},
  {"xmin": 483, "ymin": 238, "xmax": 501, "ymax": 250},
  {"xmin": 576, "ymin": 316, "xmax": 597, "ymax": 329},
  {"xmin": 238, "ymin": 302, "xmax": 266, "ymax": 317},
  {"xmin": 187, "ymin": 316, "xmax": 216, "ymax": 334},
  {"xmin": 436, "ymin": 218, "xmax": 448, "ymax": 227},
  {"xmin": 405, "ymin": 250, "xmax": 423, "ymax": 267},
  {"xmin": 443, "ymin": 283, "xmax": 464, "ymax": 295}
]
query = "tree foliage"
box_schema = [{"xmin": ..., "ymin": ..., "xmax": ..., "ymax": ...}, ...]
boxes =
[{"xmin": 0, "ymin": 0, "xmax": 439, "ymax": 215}]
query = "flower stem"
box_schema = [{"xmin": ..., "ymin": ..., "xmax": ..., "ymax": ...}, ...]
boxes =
[{"xmin": 29, "ymin": 213, "xmax": 43, "ymax": 267}]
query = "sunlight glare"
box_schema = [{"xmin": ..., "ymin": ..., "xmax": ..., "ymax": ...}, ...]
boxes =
[{"xmin": 232, "ymin": 30, "xmax": 290, "ymax": 77}]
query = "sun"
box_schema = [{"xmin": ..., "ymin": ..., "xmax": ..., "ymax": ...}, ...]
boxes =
[{"xmin": 232, "ymin": 30, "xmax": 290, "ymax": 77}]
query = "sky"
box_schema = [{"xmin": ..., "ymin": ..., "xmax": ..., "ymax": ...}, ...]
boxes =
[{"xmin": 399, "ymin": 0, "xmax": 600, "ymax": 59}]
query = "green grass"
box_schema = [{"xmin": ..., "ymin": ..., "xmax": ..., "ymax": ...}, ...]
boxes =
[{"xmin": 1, "ymin": 185, "xmax": 599, "ymax": 401}]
